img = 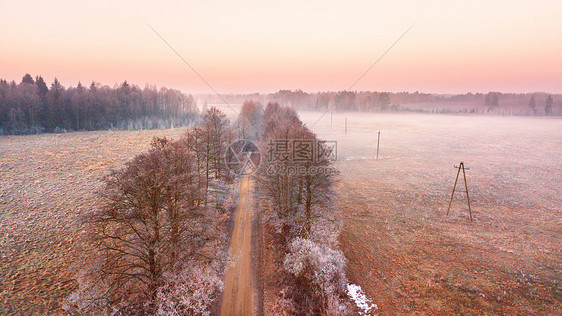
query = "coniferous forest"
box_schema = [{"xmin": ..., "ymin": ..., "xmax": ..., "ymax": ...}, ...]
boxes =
[{"xmin": 0, "ymin": 74, "xmax": 197, "ymax": 135}]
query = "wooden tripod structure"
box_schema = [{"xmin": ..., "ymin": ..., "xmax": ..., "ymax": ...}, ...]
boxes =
[{"xmin": 447, "ymin": 162, "xmax": 472, "ymax": 221}]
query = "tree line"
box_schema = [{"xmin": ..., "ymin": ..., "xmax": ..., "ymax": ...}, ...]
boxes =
[
  {"xmin": 199, "ymin": 90, "xmax": 561, "ymax": 115},
  {"xmin": 65, "ymin": 100, "xmax": 356, "ymax": 314},
  {"xmin": 254, "ymin": 102, "xmax": 352, "ymax": 314},
  {"xmin": 66, "ymin": 107, "xmax": 233, "ymax": 315},
  {"xmin": 0, "ymin": 74, "xmax": 197, "ymax": 135}
]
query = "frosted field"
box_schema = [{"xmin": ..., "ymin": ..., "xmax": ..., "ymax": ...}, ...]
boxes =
[
  {"xmin": 0, "ymin": 129, "xmax": 186, "ymax": 313},
  {"xmin": 301, "ymin": 111, "xmax": 561, "ymax": 214},
  {"xmin": 0, "ymin": 110, "xmax": 559, "ymax": 314},
  {"xmin": 300, "ymin": 111, "xmax": 561, "ymax": 314}
]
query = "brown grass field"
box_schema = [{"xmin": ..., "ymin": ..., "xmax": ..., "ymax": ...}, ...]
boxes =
[
  {"xmin": 0, "ymin": 128, "xmax": 185, "ymax": 314},
  {"xmin": 300, "ymin": 111, "xmax": 561, "ymax": 314},
  {"xmin": 1, "ymin": 112, "xmax": 560, "ymax": 314}
]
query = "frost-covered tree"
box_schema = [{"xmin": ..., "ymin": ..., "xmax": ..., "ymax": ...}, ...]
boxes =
[
  {"xmin": 184, "ymin": 107, "xmax": 232, "ymax": 203},
  {"xmin": 256, "ymin": 103, "xmax": 348, "ymax": 314},
  {"xmin": 378, "ymin": 92, "xmax": 390, "ymax": 111},
  {"xmin": 545, "ymin": 95, "xmax": 553, "ymax": 116},
  {"xmin": 284, "ymin": 238, "xmax": 348, "ymax": 313},
  {"xmin": 529, "ymin": 94, "xmax": 537, "ymax": 114},
  {"xmin": 257, "ymin": 104, "xmax": 338, "ymax": 240},
  {"xmin": 236, "ymin": 100, "xmax": 263, "ymax": 139},
  {"xmin": 0, "ymin": 74, "xmax": 197, "ymax": 134},
  {"xmin": 485, "ymin": 92, "xmax": 499, "ymax": 110},
  {"xmin": 156, "ymin": 262, "xmax": 224, "ymax": 316},
  {"xmin": 67, "ymin": 137, "xmax": 224, "ymax": 314}
]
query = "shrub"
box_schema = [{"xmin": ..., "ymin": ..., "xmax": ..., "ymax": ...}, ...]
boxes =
[
  {"xmin": 156, "ymin": 262, "xmax": 224, "ymax": 316},
  {"xmin": 284, "ymin": 238, "xmax": 347, "ymax": 307}
]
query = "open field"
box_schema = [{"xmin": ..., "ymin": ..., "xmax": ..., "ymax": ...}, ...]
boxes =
[
  {"xmin": 300, "ymin": 111, "xmax": 561, "ymax": 314},
  {"xmin": 1, "ymin": 111, "xmax": 560, "ymax": 314},
  {"xmin": 0, "ymin": 128, "xmax": 186, "ymax": 314}
]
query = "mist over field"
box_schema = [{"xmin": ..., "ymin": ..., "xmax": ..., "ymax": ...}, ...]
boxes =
[
  {"xmin": 297, "ymin": 111, "xmax": 561, "ymax": 314},
  {"xmin": 2, "ymin": 107, "xmax": 560, "ymax": 314},
  {"xmin": 301, "ymin": 111, "xmax": 561, "ymax": 213},
  {"xmin": 2, "ymin": 0, "xmax": 562, "ymax": 314}
]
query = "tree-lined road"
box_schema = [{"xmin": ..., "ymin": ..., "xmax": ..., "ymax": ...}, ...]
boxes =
[{"xmin": 220, "ymin": 176, "xmax": 256, "ymax": 315}]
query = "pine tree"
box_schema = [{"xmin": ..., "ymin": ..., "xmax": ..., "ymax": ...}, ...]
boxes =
[
  {"xmin": 21, "ymin": 73, "xmax": 34, "ymax": 85},
  {"xmin": 35, "ymin": 76, "xmax": 48, "ymax": 97}
]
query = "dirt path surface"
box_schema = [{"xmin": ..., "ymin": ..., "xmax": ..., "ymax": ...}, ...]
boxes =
[{"xmin": 220, "ymin": 176, "xmax": 256, "ymax": 315}]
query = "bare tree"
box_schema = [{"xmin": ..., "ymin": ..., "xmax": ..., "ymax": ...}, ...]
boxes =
[
  {"xmin": 485, "ymin": 92, "xmax": 499, "ymax": 111},
  {"xmin": 529, "ymin": 94, "xmax": 537, "ymax": 115},
  {"xmin": 284, "ymin": 237, "xmax": 347, "ymax": 313},
  {"xmin": 67, "ymin": 137, "xmax": 221, "ymax": 314},
  {"xmin": 255, "ymin": 103, "xmax": 349, "ymax": 314},
  {"xmin": 236, "ymin": 100, "xmax": 263, "ymax": 139},
  {"xmin": 258, "ymin": 105, "xmax": 338, "ymax": 238},
  {"xmin": 545, "ymin": 95, "xmax": 553, "ymax": 116},
  {"xmin": 183, "ymin": 107, "xmax": 232, "ymax": 204}
]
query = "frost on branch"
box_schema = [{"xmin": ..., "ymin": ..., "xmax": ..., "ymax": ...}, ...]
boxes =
[
  {"xmin": 284, "ymin": 238, "xmax": 347, "ymax": 301},
  {"xmin": 156, "ymin": 262, "xmax": 224, "ymax": 316}
]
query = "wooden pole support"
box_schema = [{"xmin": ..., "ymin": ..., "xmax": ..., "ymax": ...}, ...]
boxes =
[
  {"xmin": 462, "ymin": 165, "xmax": 473, "ymax": 221},
  {"xmin": 447, "ymin": 163, "xmax": 462, "ymax": 216},
  {"xmin": 446, "ymin": 162, "xmax": 472, "ymax": 221},
  {"xmin": 376, "ymin": 131, "xmax": 380, "ymax": 159}
]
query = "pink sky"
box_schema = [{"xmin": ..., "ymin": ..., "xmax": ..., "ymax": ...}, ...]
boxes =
[{"xmin": 1, "ymin": 0, "xmax": 561, "ymax": 94}]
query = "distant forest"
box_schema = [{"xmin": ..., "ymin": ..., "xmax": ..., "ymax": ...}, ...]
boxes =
[
  {"xmin": 2, "ymin": 74, "xmax": 560, "ymax": 135},
  {"xmin": 0, "ymin": 74, "xmax": 197, "ymax": 135},
  {"xmin": 201, "ymin": 90, "xmax": 561, "ymax": 116}
]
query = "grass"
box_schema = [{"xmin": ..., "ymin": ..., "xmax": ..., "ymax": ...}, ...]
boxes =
[
  {"xmin": 0, "ymin": 128, "xmax": 186, "ymax": 314},
  {"xmin": 300, "ymin": 111, "xmax": 561, "ymax": 314}
]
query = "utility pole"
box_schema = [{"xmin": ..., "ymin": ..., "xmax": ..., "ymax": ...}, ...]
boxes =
[
  {"xmin": 376, "ymin": 131, "xmax": 380, "ymax": 159},
  {"xmin": 447, "ymin": 162, "xmax": 472, "ymax": 221}
]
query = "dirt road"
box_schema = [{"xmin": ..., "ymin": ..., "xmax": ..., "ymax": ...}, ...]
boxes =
[{"xmin": 220, "ymin": 176, "xmax": 257, "ymax": 315}]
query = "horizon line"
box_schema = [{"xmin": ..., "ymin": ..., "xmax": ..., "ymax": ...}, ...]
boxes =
[{"xmin": 3, "ymin": 75, "xmax": 561, "ymax": 96}]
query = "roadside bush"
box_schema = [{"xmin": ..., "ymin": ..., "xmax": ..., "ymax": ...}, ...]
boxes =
[
  {"xmin": 156, "ymin": 262, "xmax": 224, "ymax": 316},
  {"xmin": 283, "ymin": 237, "xmax": 348, "ymax": 312}
]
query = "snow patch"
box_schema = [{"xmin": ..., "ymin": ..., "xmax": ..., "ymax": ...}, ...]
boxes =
[{"xmin": 347, "ymin": 283, "xmax": 377, "ymax": 315}]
